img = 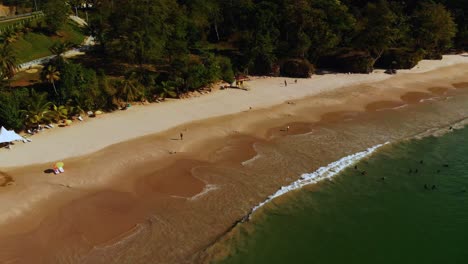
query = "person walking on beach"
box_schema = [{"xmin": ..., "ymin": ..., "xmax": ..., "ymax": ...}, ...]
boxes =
[
  {"xmin": 286, "ymin": 125, "xmax": 290, "ymax": 131},
  {"xmin": 284, "ymin": 80, "xmax": 287, "ymax": 87},
  {"xmin": 180, "ymin": 132, "xmax": 184, "ymax": 140}
]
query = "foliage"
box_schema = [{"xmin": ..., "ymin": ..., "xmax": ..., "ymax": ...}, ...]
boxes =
[
  {"xmin": 280, "ymin": 59, "xmax": 315, "ymax": 78},
  {"xmin": 10, "ymin": 22, "xmax": 85, "ymax": 63},
  {"xmin": 20, "ymin": 91, "xmax": 53, "ymax": 128},
  {"xmin": 116, "ymin": 71, "xmax": 142, "ymax": 103},
  {"xmin": 353, "ymin": 0, "xmax": 400, "ymax": 65},
  {"xmin": 157, "ymin": 81, "xmax": 178, "ymax": 99},
  {"xmin": 217, "ymin": 56, "xmax": 235, "ymax": 84},
  {"xmin": 318, "ymin": 50, "xmax": 374, "ymax": 73},
  {"xmin": 375, "ymin": 49, "xmax": 425, "ymax": 69},
  {"xmin": 40, "ymin": 64, "xmax": 60, "ymax": 96},
  {"xmin": 0, "ymin": 44, "xmax": 17, "ymax": 80},
  {"xmin": 43, "ymin": 0, "xmax": 70, "ymax": 33},
  {"xmin": 0, "ymin": 89, "xmax": 25, "ymax": 131},
  {"xmin": 56, "ymin": 61, "xmax": 98, "ymax": 110},
  {"xmin": 413, "ymin": 2, "xmax": 457, "ymax": 55}
]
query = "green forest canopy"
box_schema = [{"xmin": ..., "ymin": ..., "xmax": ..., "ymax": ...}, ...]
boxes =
[{"xmin": 0, "ymin": 0, "xmax": 467, "ymax": 132}]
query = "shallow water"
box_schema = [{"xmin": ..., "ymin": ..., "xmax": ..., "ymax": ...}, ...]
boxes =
[{"xmin": 216, "ymin": 124, "xmax": 468, "ymax": 264}]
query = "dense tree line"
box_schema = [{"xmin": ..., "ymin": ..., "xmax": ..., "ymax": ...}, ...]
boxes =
[
  {"xmin": 0, "ymin": 0, "xmax": 467, "ymax": 132},
  {"xmin": 81, "ymin": 0, "xmax": 465, "ymax": 74}
]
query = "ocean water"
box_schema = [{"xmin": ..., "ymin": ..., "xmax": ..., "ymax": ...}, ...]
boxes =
[{"xmin": 217, "ymin": 126, "xmax": 468, "ymax": 264}]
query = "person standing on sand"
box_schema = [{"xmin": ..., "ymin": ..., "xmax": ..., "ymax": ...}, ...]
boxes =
[
  {"xmin": 284, "ymin": 80, "xmax": 287, "ymax": 87},
  {"xmin": 295, "ymin": 79, "xmax": 297, "ymax": 84},
  {"xmin": 180, "ymin": 133, "xmax": 184, "ymax": 140}
]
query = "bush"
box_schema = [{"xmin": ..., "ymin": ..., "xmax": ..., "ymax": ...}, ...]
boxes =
[
  {"xmin": 375, "ymin": 49, "xmax": 425, "ymax": 69},
  {"xmin": 423, "ymin": 51, "xmax": 443, "ymax": 60},
  {"xmin": 280, "ymin": 59, "xmax": 315, "ymax": 78},
  {"xmin": 0, "ymin": 89, "xmax": 28, "ymax": 131},
  {"xmin": 249, "ymin": 54, "xmax": 275, "ymax": 76},
  {"xmin": 318, "ymin": 50, "xmax": 374, "ymax": 73},
  {"xmin": 216, "ymin": 56, "xmax": 235, "ymax": 84}
]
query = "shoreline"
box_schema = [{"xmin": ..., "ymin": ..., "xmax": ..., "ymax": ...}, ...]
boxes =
[
  {"xmin": 0, "ymin": 56, "xmax": 468, "ymax": 263},
  {"xmin": 1, "ymin": 54, "xmax": 467, "ymax": 169}
]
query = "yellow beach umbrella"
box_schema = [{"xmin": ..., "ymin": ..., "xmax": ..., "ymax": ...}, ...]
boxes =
[{"xmin": 55, "ymin": 162, "xmax": 64, "ymax": 168}]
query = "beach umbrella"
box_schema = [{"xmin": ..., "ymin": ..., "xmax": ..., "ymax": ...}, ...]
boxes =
[
  {"xmin": 0, "ymin": 126, "xmax": 23, "ymax": 144},
  {"xmin": 55, "ymin": 162, "xmax": 64, "ymax": 168}
]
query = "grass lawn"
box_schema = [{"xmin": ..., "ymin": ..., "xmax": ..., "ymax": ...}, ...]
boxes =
[{"xmin": 11, "ymin": 21, "xmax": 85, "ymax": 63}]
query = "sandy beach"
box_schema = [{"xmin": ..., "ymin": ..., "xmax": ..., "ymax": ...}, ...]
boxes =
[
  {"xmin": 0, "ymin": 55, "xmax": 468, "ymax": 263},
  {"xmin": 1, "ymin": 54, "xmax": 467, "ymax": 169}
]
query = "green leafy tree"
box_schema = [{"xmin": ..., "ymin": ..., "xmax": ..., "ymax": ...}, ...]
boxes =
[
  {"xmin": 116, "ymin": 71, "xmax": 142, "ymax": 103},
  {"xmin": 50, "ymin": 105, "xmax": 69, "ymax": 122},
  {"xmin": 0, "ymin": 28, "xmax": 18, "ymax": 44},
  {"xmin": 43, "ymin": 0, "xmax": 70, "ymax": 33},
  {"xmin": 0, "ymin": 90, "xmax": 25, "ymax": 131},
  {"xmin": 354, "ymin": 0, "xmax": 400, "ymax": 66},
  {"xmin": 40, "ymin": 64, "xmax": 61, "ymax": 96},
  {"xmin": 21, "ymin": 91, "xmax": 53, "ymax": 128},
  {"xmin": 413, "ymin": 2, "xmax": 457, "ymax": 55},
  {"xmin": 158, "ymin": 81, "xmax": 178, "ymax": 99},
  {"xmin": 0, "ymin": 44, "xmax": 17, "ymax": 80},
  {"xmin": 50, "ymin": 41, "xmax": 73, "ymax": 57},
  {"xmin": 217, "ymin": 56, "xmax": 234, "ymax": 84}
]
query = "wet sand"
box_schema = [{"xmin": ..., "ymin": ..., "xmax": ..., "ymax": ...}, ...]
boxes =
[{"xmin": 1, "ymin": 63, "xmax": 468, "ymax": 263}]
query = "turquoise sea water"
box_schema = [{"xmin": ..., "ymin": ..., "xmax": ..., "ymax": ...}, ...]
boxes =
[{"xmin": 218, "ymin": 126, "xmax": 468, "ymax": 264}]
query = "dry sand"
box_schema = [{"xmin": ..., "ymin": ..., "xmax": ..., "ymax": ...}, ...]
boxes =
[
  {"xmin": 1, "ymin": 54, "xmax": 467, "ymax": 169},
  {"xmin": 0, "ymin": 55, "xmax": 467, "ymax": 263}
]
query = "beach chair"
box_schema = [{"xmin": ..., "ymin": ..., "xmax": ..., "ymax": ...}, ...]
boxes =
[
  {"xmin": 58, "ymin": 167, "xmax": 65, "ymax": 173},
  {"xmin": 27, "ymin": 129, "xmax": 34, "ymax": 135},
  {"xmin": 78, "ymin": 116, "xmax": 84, "ymax": 121},
  {"xmin": 54, "ymin": 168, "xmax": 60, "ymax": 174},
  {"xmin": 48, "ymin": 124, "xmax": 55, "ymax": 128}
]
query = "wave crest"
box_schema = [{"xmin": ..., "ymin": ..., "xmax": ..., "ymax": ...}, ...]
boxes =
[{"xmin": 247, "ymin": 142, "xmax": 389, "ymax": 219}]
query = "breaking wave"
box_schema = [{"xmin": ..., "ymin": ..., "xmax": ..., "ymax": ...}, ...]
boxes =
[{"xmin": 247, "ymin": 142, "xmax": 389, "ymax": 219}]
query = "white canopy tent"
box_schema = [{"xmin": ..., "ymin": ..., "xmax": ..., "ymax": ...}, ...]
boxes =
[{"xmin": 0, "ymin": 127, "xmax": 24, "ymax": 144}]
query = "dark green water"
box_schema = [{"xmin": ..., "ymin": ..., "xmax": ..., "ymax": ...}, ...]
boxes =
[{"xmin": 219, "ymin": 127, "xmax": 468, "ymax": 264}]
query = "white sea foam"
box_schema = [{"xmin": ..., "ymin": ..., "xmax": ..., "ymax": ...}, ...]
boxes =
[
  {"xmin": 189, "ymin": 184, "xmax": 219, "ymax": 201},
  {"xmin": 248, "ymin": 142, "xmax": 389, "ymax": 219}
]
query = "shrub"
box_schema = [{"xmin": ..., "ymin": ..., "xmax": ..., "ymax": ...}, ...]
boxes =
[
  {"xmin": 423, "ymin": 51, "xmax": 443, "ymax": 60},
  {"xmin": 0, "ymin": 90, "xmax": 26, "ymax": 131},
  {"xmin": 375, "ymin": 49, "xmax": 425, "ymax": 69},
  {"xmin": 249, "ymin": 54, "xmax": 275, "ymax": 76},
  {"xmin": 216, "ymin": 56, "xmax": 235, "ymax": 84},
  {"xmin": 318, "ymin": 50, "xmax": 374, "ymax": 73},
  {"xmin": 280, "ymin": 59, "xmax": 315, "ymax": 78}
]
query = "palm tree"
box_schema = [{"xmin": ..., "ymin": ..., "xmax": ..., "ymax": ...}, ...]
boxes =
[
  {"xmin": 116, "ymin": 71, "xmax": 142, "ymax": 103},
  {"xmin": 40, "ymin": 64, "xmax": 60, "ymax": 95},
  {"xmin": 0, "ymin": 44, "xmax": 18, "ymax": 80},
  {"xmin": 50, "ymin": 41, "xmax": 73, "ymax": 57},
  {"xmin": 0, "ymin": 28, "xmax": 17, "ymax": 44},
  {"xmin": 21, "ymin": 91, "xmax": 53, "ymax": 128},
  {"xmin": 158, "ymin": 81, "xmax": 178, "ymax": 100}
]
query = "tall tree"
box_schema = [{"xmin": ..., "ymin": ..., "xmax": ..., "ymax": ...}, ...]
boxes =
[
  {"xmin": 41, "ymin": 64, "xmax": 61, "ymax": 96},
  {"xmin": 354, "ymin": 0, "xmax": 400, "ymax": 66},
  {"xmin": 116, "ymin": 71, "xmax": 142, "ymax": 103},
  {"xmin": 413, "ymin": 2, "xmax": 457, "ymax": 55},
  {"xmin": 21, "ymin": 91, "xmax": 53, "ymax": 128},
  {"xmin": 43, "ymin": 0, "xmax": 70, "ymax": 33},
  {"xmin": 0, "ymin": 44, "xmax": 17, "ymax": 80}
]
